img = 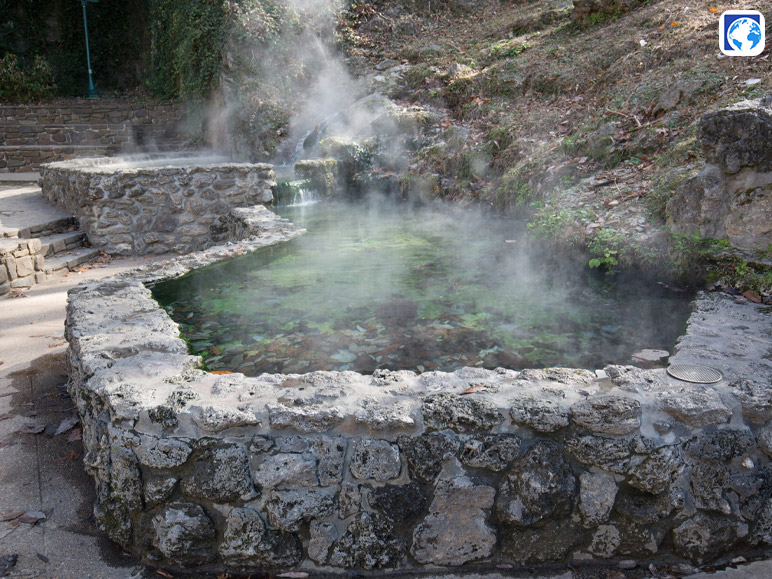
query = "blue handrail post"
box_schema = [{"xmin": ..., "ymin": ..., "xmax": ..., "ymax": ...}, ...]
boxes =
[{"xmin": 80, "ymin": 0, "xmax": 99, "ymax": 98}]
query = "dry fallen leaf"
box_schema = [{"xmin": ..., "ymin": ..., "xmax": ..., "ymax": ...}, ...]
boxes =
[
  {"xmin": 708, "ymin": 7, "xmax": 718, "ymax": 13},
  {"xmin": 0, "ymin": 510, "xmax": 24, "ymax": 522},
  {"xmin": 65, "ymin": 450, "xmax": 80, "ymax": 461},
  {"xmin": 156, "ymin": 570, "xmax": 174, "ymax": 578},
  {"xmin": 742, "ymin": 290, "xmax": 762, "ymax": 304},
  {"xmin": 460, "ymin": 384, "xmax": 486, "ymax": 395},
  {"xmin": 36, "ymin": 553, "xmax": 49, "ymax": 563},
  {"xmin": 18, "ymin": 511, "xmax": 46, "ymax": 525},
  {"xmin": 277, "ymin": 573, "xmax": 310, "ymax": 579},
  {"xmin": 66, "ymin": 428, "xmax": 83, "ymax": 442},
  {"xmin": 210, "ymin": 370, "xmax": 233, "ymax": 375},
  {"xmin": 48, "ymin": 341, "xmax": 67, "ymax": 349},
  {"xmin": 18, "ymin": 422, "xmax": 45, "ymax": 434},
  {"xmin": 54, "ymin": 416, "xmax": 79, "ymax": 436}
]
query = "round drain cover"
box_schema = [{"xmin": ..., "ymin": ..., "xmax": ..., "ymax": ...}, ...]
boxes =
[{"xmin": 667, "ymin": 364, "xmax": 723, "ymax": 384}]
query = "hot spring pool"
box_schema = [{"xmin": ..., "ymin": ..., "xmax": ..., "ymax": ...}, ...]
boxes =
[{"xmin": 152, "ymin": 198, "xmax": 694, "ymax": 375}]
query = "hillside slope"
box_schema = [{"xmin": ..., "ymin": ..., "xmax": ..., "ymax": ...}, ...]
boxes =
[{"xmin": 336, "ymin": 0, "xmax": 771, "ymax": 294}]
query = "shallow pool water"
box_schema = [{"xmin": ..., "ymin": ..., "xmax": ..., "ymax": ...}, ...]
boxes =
[{"xmin": 152, "ymin": 198, "xmax": 694, "ymax": 375}]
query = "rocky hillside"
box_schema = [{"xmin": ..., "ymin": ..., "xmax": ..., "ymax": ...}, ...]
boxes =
[{"xmin": 330, "ymin": 0, "xmax": 771, "ymax": 297}]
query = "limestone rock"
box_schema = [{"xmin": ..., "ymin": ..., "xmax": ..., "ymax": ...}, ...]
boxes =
[
  {"xmin": 313, "ymin": 437, "xmax": 346, "ymax": 487},
  {"xmin": 253, "ymin": 453, "xmax": 318, "ymax": 489},
  {"xmin": 672, "ymin": 514, "xmax": 748, "ymax": 564},
  {"xmin": 135, "ymin": 436, "xmax": 192, "ymax": 469},
  {"xmin": 355, "ymin": 399, "xmax": 415, "ymax": 430},
  {"xmin": 411, "ymin": 476, "xmax": 496, "ymax": 565},
  {"xmin": 667, "ymin": 166, "xmax": 730, "ymax": 240},
  {"xmin": 308, "ymin": 520, "xmax": 338, "ymax": 564},
  {"xmin": 571, "ymin": 395, "xmax": 641, "ymax": 435},
  {"xmin": 565, "ymin": 435, "xmax": 633, "ymax": 474},
  {"xmin": 191, "ymin": 404, "xmax": 258, "ymax": 432},
  {"xmin": 349, "ymin": 439, "xmax": 401, "ymax": 481},
  {"xmin": 220, "ymin": 507, "xmax": 302, "ymax": 567},
  {"xmin": 144, "ymin": 474, "xmax": 178, "ymax": 507},
  {"xmin": 518, "ymin": 367, "xmax": 596, "ymax": 385},
  {"xmin": 460, "ymin": 434, "xmax": 522, "ymax": 471},
  {"xmin": 579, "ymin": 471, "xmax": 618, "ymax": 527},
  {"xmin": 605, "ymin": 365, "xmax": 667, "ymax": 392},
  {"xmin": 685, "ymin": 429, "xmax": 755, "ymax": 462},
  {"xmin": 294, "ymin": 158, "xmax": 338, "ymax": 197},
  {"xmin": 267, "ymin": 402, "xmax": 344, "ymax": 432},
  {"xmin": 627, "ymin": 446, "xmax": 684, "ymax": 495},
  {"xmin": 110, "ymin": 447, "xmax": 143, "ymax": 510},
  {"xmin": 339, "ymin": 481, "xmax": 361, "ymax": 519},
  {"xmin": 615, "ymin": 490, "xmax": 682, "ymax": 525},
  {"xmin": 700, "ymin": 96, "xmax": 772, "ymax": 174},
  {"xmin": 328, "ymin": 512, "xmax": 405, "ymax": 569},
  {"xmin": 151, "ymin": 502, "xmax": 216, "ymax": 566},
  {"xmin": 661, "ymin": 387, "xmax": 731, "ymax": 428},
  {"xmin": 729, "ymin": 379, "xmax": 772, "ymax": 426},
  {"xmin": 509, "ymin": 396, "xmax": 569, "ymax": 433},
  {"xmin": 496, "ymin": 441, "xmax": 575, "ymax": 526},
  {"xmin": 501, "ymin": 518, "xmax": 583, "ymax": 563},
  {"xmin": 758, "ymin": 427, "xmax": 772, "ymax": 458},
  {"xmin": 180, "ymin": 444, "xmax": 254, "ymax": 502},
  {"xmin": 749, "ymin": 498, "xmax": 772, "ymax": 545},
  {"xmin": 421, "ymin": 392, "xmax": 501, "ymax": 433},
  {"xmin": 668, "ymin": 96, "xmax": 772, "ymax": 250},
  {"xmin": 264, "ymin": 489, "xmax": 335, "ymax": 531},
  {"xmin": 398, "ymin": 432, "xmax": 460, "ymax": 484},
  {"xmin": 94, "ymin": 484, "xmax": 133, "ymax": 547},
  {"xmin": 369, "ymin": 482, "xmax": 430, "ymax": 523},
  {"xmin": 691, "ymin": 463, "xmax": 732, "ymax": 515},
  {"xmin": 589, "ymin": 524, "xmax": 622, "ymax": 558}
]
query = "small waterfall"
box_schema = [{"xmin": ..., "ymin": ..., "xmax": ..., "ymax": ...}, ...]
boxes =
[{"xmin": 274, "ymin": 179, "xmax": 321, "ymax": 207}]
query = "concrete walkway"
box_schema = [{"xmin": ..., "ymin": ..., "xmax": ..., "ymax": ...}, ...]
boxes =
[{"xmin": 0, "ymin": 250, "xmax": 163, "ymax": 578}]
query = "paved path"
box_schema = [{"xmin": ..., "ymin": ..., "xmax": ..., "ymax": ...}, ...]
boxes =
[{"xmin": 0, "ymin": 188, "xmax": 161, "ymax": 577}]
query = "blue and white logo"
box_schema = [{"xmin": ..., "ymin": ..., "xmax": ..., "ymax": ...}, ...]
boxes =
[{"xmin": 720, "ymin": 10, "xmax": 765, "ymax": 56}]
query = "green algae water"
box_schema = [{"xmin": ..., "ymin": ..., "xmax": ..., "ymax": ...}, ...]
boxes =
[{"xmin": 152, "ymin": 198, "xmax": 693, "ymax": 375}]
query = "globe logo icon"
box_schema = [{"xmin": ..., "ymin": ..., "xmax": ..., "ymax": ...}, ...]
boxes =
[
  {"xmin": 727, "ymin": 18, "xmax": 763, "ymax": 52},
  {"xmin": 720, "ymin": 11, "xmax": 765, "ymax": 56}
]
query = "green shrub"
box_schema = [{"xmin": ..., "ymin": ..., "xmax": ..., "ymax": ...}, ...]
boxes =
[{"xmin": 0, "ymin": 53, "xmax": 55, "ymax": 103}]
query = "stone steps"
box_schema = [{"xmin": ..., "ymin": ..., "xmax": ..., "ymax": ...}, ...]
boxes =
[
  {"xmin": 0, "ymin": 183, "xmax": 98, "ymax": 296},
  {"xmin": 38, "ymin": 231, "xmax": 87, "ymax": 257},
  {"xmin": 42, "ymin": 247, "xmax": 100, "ymax": 276}
]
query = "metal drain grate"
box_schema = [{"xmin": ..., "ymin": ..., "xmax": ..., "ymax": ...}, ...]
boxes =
[{"xmin": 667, "ymin": 364, "xmax": 723, "ymax": 384}]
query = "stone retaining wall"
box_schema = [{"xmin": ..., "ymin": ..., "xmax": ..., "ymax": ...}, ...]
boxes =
[
  {"xmin": 65, "ymin": 222, "xmax": 772, "ymax": 575},
  {"xmin": 0, "ymin": 99, "xmax": 189, "ymax": 172},
  {"xmin": 0, "ymin": 237, "xmax": 47, "ymax": 295},
  {"xmin": 40, "ymin": 156, "xmax": 275, "ymax": 256}
]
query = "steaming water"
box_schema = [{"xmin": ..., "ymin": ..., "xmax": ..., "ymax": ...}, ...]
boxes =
[{"xmin": 152, "ymin": 199, "xmax": 694, "ymax": 375}]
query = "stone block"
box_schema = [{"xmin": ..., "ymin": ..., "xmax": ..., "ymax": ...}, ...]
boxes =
[
  {"xmin": 10, "ymin": 275, "xmax": 34, "ymax": 289},
  {"xmin": 349, "ymin": 439, "xmax": 401, "ymax": 481}
]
